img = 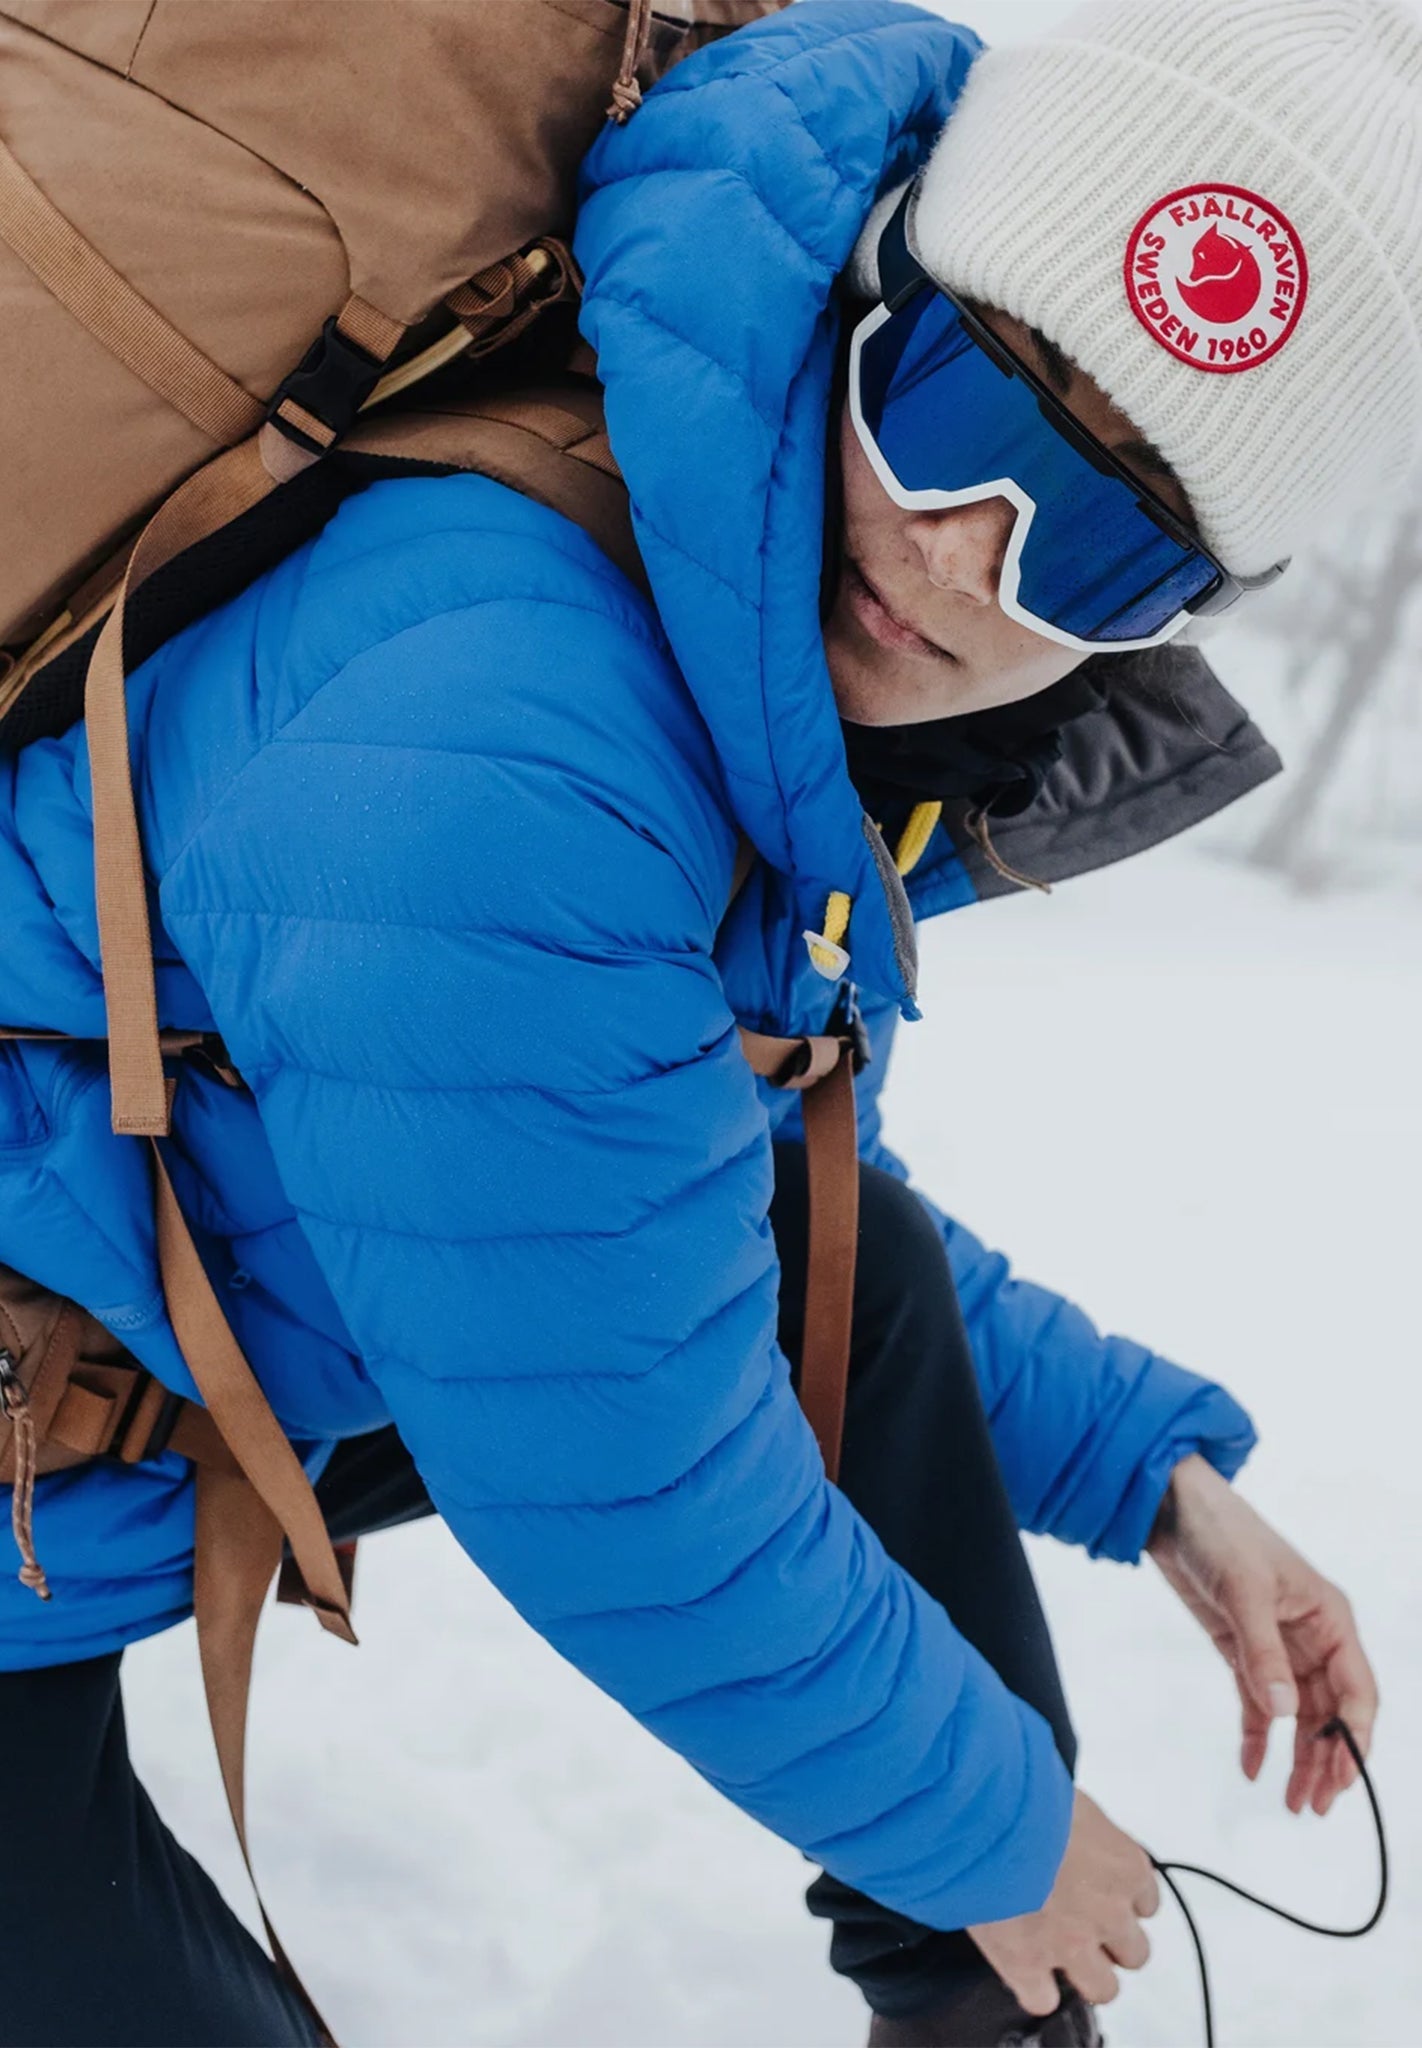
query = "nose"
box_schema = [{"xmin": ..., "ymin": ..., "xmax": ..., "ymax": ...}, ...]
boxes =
[{"xmin": 905, "ymin": 495, "xmax": 1018, "ymax": 606}]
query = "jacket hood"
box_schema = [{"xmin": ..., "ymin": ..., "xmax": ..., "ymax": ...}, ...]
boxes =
[
  {"xmin": 576, "ymin": 1, "xmax": 982, "ymax": 1013},
  {"xmin": 576, "ymin": 1, "xmax": 1280, "ymax": 1012}
]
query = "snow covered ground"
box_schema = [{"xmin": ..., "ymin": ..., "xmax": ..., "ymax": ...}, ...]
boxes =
[{"xmin": 122, "ymin": 802, "xmax": 1420, "ymax": 2048}]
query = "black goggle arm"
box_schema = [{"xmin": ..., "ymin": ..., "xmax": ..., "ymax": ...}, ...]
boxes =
[{"xmin": 875, "ymin": 185, "xmax": 928, "ymax": 313}]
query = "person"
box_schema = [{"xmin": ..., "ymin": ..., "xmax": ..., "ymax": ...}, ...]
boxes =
[{"xmin": 0, "ymin": 1, "xmax": 1410, "ymax": 2042}]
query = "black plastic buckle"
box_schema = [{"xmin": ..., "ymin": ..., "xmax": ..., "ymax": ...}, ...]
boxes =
[
  {"xmin": 827, "ymin": 981, "xmax": 871, "ymax": 1074},
  {"xmin": 138, "ymin": 1388, "xmax": 184, "ymax": 1461},
  {"xmin": 109, "ymin": 1374, "xmax": 184, "ymax": 1464},
  {"xmin": 266, "ymin": 316, "xmax": 384, "ymax": 454}
]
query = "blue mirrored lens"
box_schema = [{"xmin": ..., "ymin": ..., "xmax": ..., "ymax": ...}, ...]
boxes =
[{"xmin": 857, "ymin": 290, "xmax": 1218, "ymax": 643}]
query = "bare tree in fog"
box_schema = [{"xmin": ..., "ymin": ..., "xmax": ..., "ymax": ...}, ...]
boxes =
[{"xmin": 1247, "ymin": 480, "xmax": 1422, "ymax": 887}]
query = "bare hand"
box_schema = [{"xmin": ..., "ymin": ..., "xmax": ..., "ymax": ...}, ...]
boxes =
[
  {"xmin": 968, "ymin": 1789, "xmax": 1159, "ymax": 2014},
  {"xmin": 1147, "ymin": 1453, "xmax": 1378, "ymax": 1815}
]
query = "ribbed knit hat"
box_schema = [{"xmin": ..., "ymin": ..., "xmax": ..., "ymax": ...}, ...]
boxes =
[{"xmin": 849, "ymin": 1, "xmax": 1422, "ymax": 576}]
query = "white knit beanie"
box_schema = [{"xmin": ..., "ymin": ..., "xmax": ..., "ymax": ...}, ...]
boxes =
[{"xmin": 849, "ymin": 1, "xmax": 1422, "ymax": 575}]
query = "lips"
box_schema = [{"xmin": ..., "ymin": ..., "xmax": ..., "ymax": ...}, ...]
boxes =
[{"xmin": 845, "ymin": 559, "xmax": 951, "ymax": 661}]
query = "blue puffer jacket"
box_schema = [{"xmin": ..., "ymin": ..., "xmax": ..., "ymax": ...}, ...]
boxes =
[{"xmin": 0, "ymin": 4, "xmax": 1259, "ymax": 1927}]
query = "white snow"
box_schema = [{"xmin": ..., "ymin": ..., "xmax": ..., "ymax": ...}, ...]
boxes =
[{"xmin": 123, "ymin": 806, "xmax": 1421, "ymax": 2048}]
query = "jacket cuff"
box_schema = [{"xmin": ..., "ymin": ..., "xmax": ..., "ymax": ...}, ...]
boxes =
[{"xmin": 1091, "ymin": 1370, "xmax": 1257, "ymax": 1564}]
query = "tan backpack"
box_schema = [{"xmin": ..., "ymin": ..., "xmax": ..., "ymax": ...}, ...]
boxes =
[{"xmin": 0, "ymin": 6, "xmax": 865, "ymax": 2034}]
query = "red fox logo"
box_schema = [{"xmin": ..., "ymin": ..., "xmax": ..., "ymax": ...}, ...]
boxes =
[
  {"xmin": 1125, "ymin": 183, "xmax": 1306, "ymax": 375},
  {"xmin": 1177, "ymin": 224, "xmax": 1263, "ymax": 323}
]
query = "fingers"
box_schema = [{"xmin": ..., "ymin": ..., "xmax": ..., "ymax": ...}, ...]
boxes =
[
  {"xmin": 1225, "ymin": 1572, "xmax": 1299, "ymax": 1723},
  {"xmin": 1313, "ymin": 1611, "xmax": 1378, "ymax": 1816},
  {"xmin": 1307, "ymin": 1717, "xmax": 1348, "ymax": 1817},
  {"xmin": 967, "ymin": 1923, "xmax": 1058, "ymax": 2019},
  {"xmin": 1287, "ymin": 1707, "xmax": 1376, "ymax": 1816},
  {"xmin": 1291, "ymin": 1721, "xmax": 1350, "ymax": 1817},
  {"xmin": 1065, "ymin": 1948, "xmax": 1122, "ymax": 2007},
  {"xmin": 1313, "ymin": 1692, "xmax": 1374, "ymax": 1816},
  {"xmin": 1315, "ymin": 1736, "xmax": 1352, "ymax": 1817},
  {"xmin": 969, "ymin": 1797, "xmax": 1156, "ymax": 2018},
  {"xmin": 1286, "ymin": 1678, "xmax": 1328, "ymax": 1813},
  {"xmin": 1282, "ymin": 1600, "xmax": 1379, "ymax": 1817},
  {"xmin": 967, "ymin": 1930, "xmax": 1059, "ymax": 2020},
  {"xmin": 1013, "ymin": 1969, "xmax": 1063, "ymax": 2019},
  {"xmin": 1220, "ymin": 1637, "xmax": 1273, "ymax": 1780},
  {"xmin": 1287, "ymin": 1667, "xmax": 1341, "ymax": 1813},
  {"xmin": 1237, "ymin": 1686, "xmax": 1272, "ymax": 1782},
  {"xmin": 1325, "ymin": 1620, "xmax": 1379, "ymax": 1760},
  {"xmin": 1105, "ymin": 1912, "xmax": 1152, "ymax": 1971},
  {"xmin": 1294, "ymin": 1728, "xmax": 1327, "ymax": 1810}
]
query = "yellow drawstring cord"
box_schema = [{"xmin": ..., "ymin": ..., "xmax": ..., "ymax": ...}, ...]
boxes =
[
  {"xmin": 894, "ymin": 800, "xmax": 943, "ymax": 878},
  {"xmin": 806, "ymin": 801, "xmax": 943, "ymax": 975},
  {"xmin": 822, "ymin": 889, "xmax": 852, "ymax": 949},
  {"xmin": 806, "ymin": 888, "xmax": 852, "ymax": 976}
]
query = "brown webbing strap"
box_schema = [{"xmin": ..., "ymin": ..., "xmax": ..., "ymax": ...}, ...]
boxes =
[
  {"xmin": 738, "ymin": 1028, "xmax": 858, "ymax": 1482},
  {"xmin": 154, "ymin": 1130, "xmax": 351, "ymax": 2035},
  {"xmin": 334, "ymin": 294, "xmax": 405, "ymax": 364},
  {"xmin": 85, "ymin": 292, "xmax": 403, "ymax": 1137},
  {"xmin": 0, "ymin": 1035, "xmax": 356, "ymax": 1627},
  {"xmin": 193, "ymin": 1459, "xmax": 338, "ymax": 2044},
  {"xmin": 797, "ymin": 1056, "xmax": 858, "ymax": 1479},
  {"xmin": 86, "ymin": 435, "xmax": 282, "ymax": 1136},
  {"xmin": 0, "ymin": 138, "xmax": 264, "ymax": 447},
  {"xmin": 150, "ymin": 1129, "xmax": 356, "ymax": 1642},
  {"xmin": 446, "ymin": 241, "xmax": 581, "ymax": 363},
  {"xmin": 459, "ymin": 394, "xmax": 619, "ymax": 470},
  {"xmin": 344, "ymin": 390, "xmax": 647, "ymax": 597}
]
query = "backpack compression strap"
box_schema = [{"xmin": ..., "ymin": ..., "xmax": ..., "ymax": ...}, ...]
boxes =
[
  {"xmin": 736, "ymin": 1027, "xmax": 859, "ymax": 1480},
  {"xmin": 0, "ymin": 136, "xmax": 267, "ymax": 448},
  {"xmin": 725, "ymin": 838, "xmax": 859, "ymax": 1484}
]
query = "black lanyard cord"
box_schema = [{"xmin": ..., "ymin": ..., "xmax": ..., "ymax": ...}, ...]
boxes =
[{"xmin": 1146, "ymin": 1719, "xmax": 1387, "ymax": 2048}]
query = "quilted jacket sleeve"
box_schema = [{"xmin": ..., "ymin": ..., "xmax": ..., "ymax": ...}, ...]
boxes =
[
  {"xmin": 151, "ymin": 486, "xmax": 1072, "ymax": 1933},
  {"xmin": 852, "ymin": 999, "xmax": 1258, "ymax": 1562}
]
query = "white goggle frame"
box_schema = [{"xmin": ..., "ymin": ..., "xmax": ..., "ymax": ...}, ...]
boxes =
[{"xmin": 847, "ymin": 302, "xmax": 1198, "ymax": 656}]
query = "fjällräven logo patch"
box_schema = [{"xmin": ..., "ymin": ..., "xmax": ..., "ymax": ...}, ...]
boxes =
[{"xmin": 1123, "ymin": 184, "xmax": 1308, "ymax": 373}]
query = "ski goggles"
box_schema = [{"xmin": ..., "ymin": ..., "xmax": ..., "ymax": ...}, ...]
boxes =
[{"xmin": 848, "ymin": 190, "xmax": 1286, "ymax": 652}]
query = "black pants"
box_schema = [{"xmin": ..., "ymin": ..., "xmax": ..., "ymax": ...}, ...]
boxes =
[
  {"xmin": 771, "ymin": 1147, "xmax": 1076, "ymax": 2019},
  {"xmin": 0, "ymin": 1149, "xmax": 1073, "ymax": 2044}
]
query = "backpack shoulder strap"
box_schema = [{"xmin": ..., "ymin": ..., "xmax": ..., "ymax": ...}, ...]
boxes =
[{"xmin": 343, "ymin": 378, "xmax": 648, "ymax": 596}]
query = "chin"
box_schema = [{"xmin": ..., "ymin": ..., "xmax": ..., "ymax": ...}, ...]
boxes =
[{"xmin": 832, "ymin": 664, "xmax": 967, "ymax": 728}]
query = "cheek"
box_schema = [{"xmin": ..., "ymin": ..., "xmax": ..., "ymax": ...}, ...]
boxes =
[
  {"xmin": 1013, "ymin": 626, "xmax": 1080, "ymax": 683},
  {"xmin": 828, "ymin": 662, "xmax": 883, "ymax": 726},
  {"xmin": 839, "ymin": 405, "xmax": 897, "ymax": 546},
  {"xmin": 955, "ymin": 614, "xmax": 1085, "ymax": 714}
]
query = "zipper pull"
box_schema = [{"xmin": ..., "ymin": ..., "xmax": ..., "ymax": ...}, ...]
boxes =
[{"xmin": 0, "ymin": 1347, "xmax": 24, "ymax": 1418}]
